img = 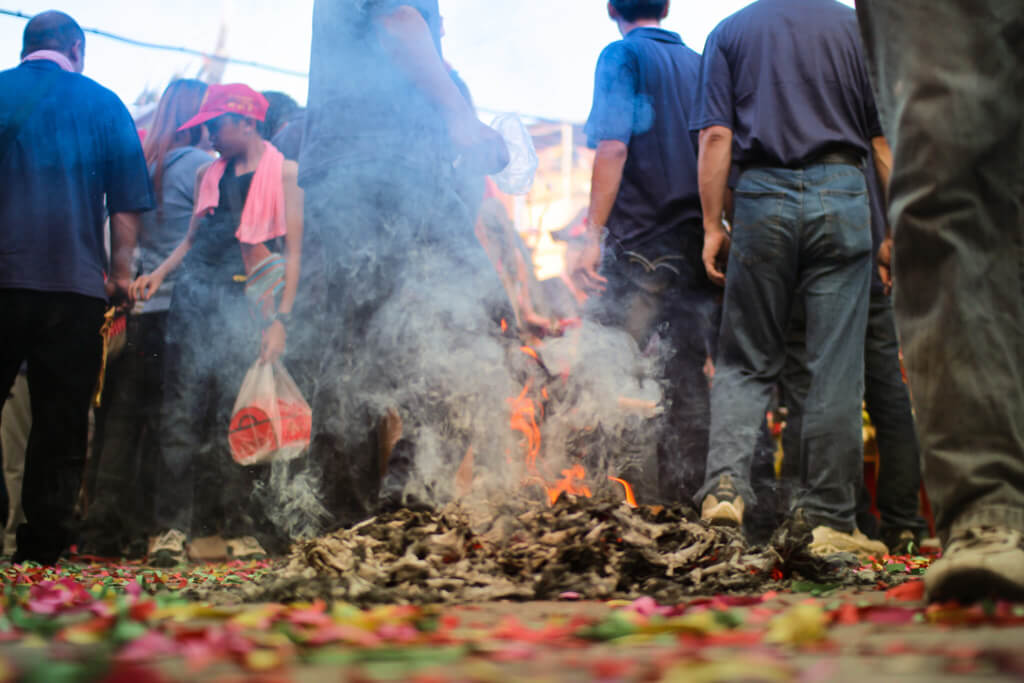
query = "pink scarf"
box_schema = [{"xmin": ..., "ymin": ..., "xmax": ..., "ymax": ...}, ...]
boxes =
[
  {"xmin": 22, "ymin": 50, "xmax": 74, "ymax": 72},
  {"xmin": 195, "ymin": 141, "xmax": 287, "ymax": 245}
]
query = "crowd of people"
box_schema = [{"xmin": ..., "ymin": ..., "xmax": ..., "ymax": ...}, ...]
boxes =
[{"xmin": 0, "ymin": 0, "xmax": 1021, "ymax": 605}]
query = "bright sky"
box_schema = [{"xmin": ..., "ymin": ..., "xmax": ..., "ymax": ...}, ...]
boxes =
[{"xmin": 0, "ymin": 0, "xmax": 855, "ymax": 122}]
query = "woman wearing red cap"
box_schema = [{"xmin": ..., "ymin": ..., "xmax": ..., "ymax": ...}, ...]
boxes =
[{"xmin": 131, "ymin": 83, "xmax": 305, "ymax": 566}]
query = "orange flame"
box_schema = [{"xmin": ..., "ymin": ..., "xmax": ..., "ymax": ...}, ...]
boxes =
[
  {"xmin": 500, "ymin": 318, "xmax": 508, "ymax": 333},
  {"xmin": 546, "ymin": 464, "xmax": 592, "ymax": 505},
  {"xmin": 607, "ymin": 477, "xmax": 638, "ymax": 508},
  {"xmin": 520, "ymin": 346, "xmax": 540, "ymax": 362},
  {"xmin": 508, "ymin": 381, "xmax": 541, "ymax": 472}
]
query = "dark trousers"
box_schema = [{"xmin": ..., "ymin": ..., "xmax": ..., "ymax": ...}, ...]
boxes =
[
  {"xmin": 81, "ymin": 312, "xmax": 168, "ymax": 553},
  {"xmin": 0, "ymin": 290, "xmax": 105, "ymax": 563},
  {"xmin": 858, "ymin": 0, "xmax": 1024, "ymax": 540},
  {"xmin": 305, "ymin": 162, "xmax": 512, "ymax": 527},
  {"xmin": 700, "ymin": 163, "xmax": 873, "ymax": 532},
  {"xmin": 781, "ymin": 290, "xmax": 927, "ymax": 535},
  {"xmin": 154, "ymin": 278, "xmax": 264, "ymax": 538},
  {"xmin": 585, "ymin": 229, "xmax": 721, "ymax": 504}
]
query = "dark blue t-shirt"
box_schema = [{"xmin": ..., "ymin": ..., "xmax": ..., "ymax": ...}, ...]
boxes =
[
  {"xmin": 0, "ymin": 61, "xmax": 154, "ymax": 300},
  {"xmin": 300, "ymin": 0, "xmax": 449, "ymax": 187},
  {"xmin": 585, "ymin": 27, "xmax": 702, "ymax": 249},
  {"xmin": 690, "ymin": 0, "xmax": 883, "ymax": 167}
]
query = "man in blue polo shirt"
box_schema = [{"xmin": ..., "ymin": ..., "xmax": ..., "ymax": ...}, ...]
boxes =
[
  {"xmin": 692, "ymin": 0, "xmax": 891, "ymax": 558},
  {"xmin": 0, "ymin": 11, "xmax": 153, "ymax": 564},
  {"xmin": 572, "ymin": 0, "xmax": 720, "ymax": 503}
]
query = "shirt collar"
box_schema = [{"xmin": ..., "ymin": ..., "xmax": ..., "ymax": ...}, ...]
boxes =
[
  {"xmin": 626, "ymin": 27, "xmax": 683, "ymax": 45},
  {"xmin": 21, "ymin": 49, "xmax": 75, "ymax": 72}
]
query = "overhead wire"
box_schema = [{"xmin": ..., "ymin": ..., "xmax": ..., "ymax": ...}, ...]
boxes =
[{"xmin": 0, "ymin": 8, "xmax": 308, "ymax": 78}]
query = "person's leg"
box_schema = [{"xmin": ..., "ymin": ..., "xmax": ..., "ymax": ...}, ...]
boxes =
[
  {"xmin": 858, "ymin": 0, "xmax": 1024, "ymax": 599},
  {"xmin": 215, "ymin": 283, "xmax": 266, "ymax": 548},
  {"xmin": 656, "ymin": 230, "xmax": 721, "ymax": 505},
  {"xmin": 81, "ymin": 314, "xmax": 147, "ymax": 554},
  {"xmin": 863, "ymin": 290, "xmax": 927, "ymax": 543},
  {"xmin": 1, "ymin": 374, "xmax": 30, "ymax": 556},
  {"xmin": 583, "ymin": 242, "xmax": 670, "ymax": 503},
  {"xmin": 134, "ymin": 311, "xmax": 168, "ymax": 552},
  {"xmin": 793, "ymin": 163, "xmax": 873, "ymax": 534},
  {"xmin": 16, "ymin": 293, "xmax": 105, "ymax": 564},
  {"xmin": 698, "ymin": 168, "xmax": 800, "ymax": 516},
  {"xmin": 152, "ymin": 283, "xmax": 213, "ymax": 541}
]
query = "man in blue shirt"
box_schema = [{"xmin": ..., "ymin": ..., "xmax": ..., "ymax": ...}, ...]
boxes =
[
  {"xmin": 692, "ymin": 0, "xmax": 891, "ymax": 559},
  {"xmin": 0, "ymin": 11, "xmax": 154, "ymax": 564},
  {"xmin": 572, "ymin": 0, "xmax": 720, "ymax": 503}
]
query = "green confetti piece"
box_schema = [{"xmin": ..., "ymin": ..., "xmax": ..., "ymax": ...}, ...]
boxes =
[
  {"xmin": 713, "ymin": 610, "xmax": 744, "ymax": 629},
  {"xmin": 884, "ymin": 563, "xmax": 907, "ymax": 573}
]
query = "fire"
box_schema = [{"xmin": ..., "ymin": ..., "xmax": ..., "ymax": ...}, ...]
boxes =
[
  {"xmin": 505, "ymin": 342, "xmax": 635, "ymax": 508},
  {"xmin": 508, "ymin": 381, "xmax": 541, "ymax": 471},
  {"xmin": 500, "ymin": 318, "xmax": 508, "ymax": 333},
  {"xmin": 546, "ymin": 464, "xmax": 592, "ymax": 505},
  {"xmin": 520, "ymin": 346, "xmax": 540, "ymax": 361},
  {"xmin": 607, "ymin": 477, "xmax": 638, "ymax": 508}
]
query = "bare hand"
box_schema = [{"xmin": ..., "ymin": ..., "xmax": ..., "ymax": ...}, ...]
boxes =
[
  {"xmin": 106, "ymin": 277, "xmax": 135, "ymax": 308},
  {"xmin": 877, "ymin": 236, "xmax": 893, "ymax": 296},
  {"xmin": 130, "ymin": 273, "xmax": 164, "ymax": 302},
  {"xmin": 261, "ymin": 320, "xmax": 287, "ymax": 363},
  {"xmin": 702, "ymin": 224, "xmax": 731, "ymax": 287},
  {"xmin": 567, "ymin": 231, "xmax": 607, "ymax": 295},
  {"xmin": 450, "ymin": 116, "xmax": 510, "ymax": 176}
]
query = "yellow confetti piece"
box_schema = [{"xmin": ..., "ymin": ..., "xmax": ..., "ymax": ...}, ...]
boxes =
[
  {"xmin": 243, "ymin": 649, "xmax": 283, "ymax": 672},
  {"xmin": 764, "ymin": 603, "xmax": 828, "ymax": 646}
]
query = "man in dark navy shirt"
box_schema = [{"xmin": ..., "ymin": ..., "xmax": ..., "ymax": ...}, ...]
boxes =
[
  {"xmin": 572, "ymin": 0, "xmax": 719, "ymax": 503},
  {"xmin": 691, "ymin": 0, "xmax": 892, "ymax": 559},
  {"xmin": 0, "ymin": 11, "xmax": 153, "ymax": 564}
]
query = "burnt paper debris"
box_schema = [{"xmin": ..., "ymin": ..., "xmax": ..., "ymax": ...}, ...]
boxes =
[{"xmin": 256, "ymin": 496, "xmax": 786, "ymax": 606}]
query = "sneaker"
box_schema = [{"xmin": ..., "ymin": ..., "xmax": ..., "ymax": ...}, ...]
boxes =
[
  {"xmin": 147, "ymin": 529, "xmax": 187, "ymax": 567},
  {"xmin": 701, "ymin": 475, "xmax": 745, "ymax": 527},
  {"xmin": 925, "ymin": 526, "xmax": 1024, "ymax": 603},
  {"xmin": 808, "ymin": 526, "xmax": 889, "ymax": 561},
  {"xmin": 225, "ymin": 536, "xmax": 267, "ymax": 561},
  {"xmin": 882, "ymin": 528, "xmax": 924, "ymax": 555}
]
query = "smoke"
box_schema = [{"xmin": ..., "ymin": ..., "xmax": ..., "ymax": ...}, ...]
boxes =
[{"xmin": 253, "ymin": 458, "xmax": 332, "ymax": 542}]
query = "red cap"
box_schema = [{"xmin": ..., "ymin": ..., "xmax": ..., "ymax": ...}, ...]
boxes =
[{"xmin": 177, "ymin": 84, "xmax": 269, "ymax": 131}]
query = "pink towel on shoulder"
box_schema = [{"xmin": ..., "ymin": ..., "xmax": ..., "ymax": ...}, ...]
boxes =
[{"xmin": 195, "ymin": 141, "xmax": 287, "ymax": 245}]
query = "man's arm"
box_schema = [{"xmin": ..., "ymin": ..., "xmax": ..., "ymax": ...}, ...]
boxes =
[
  {"xmin": 588, "ymin": 140, "xmax": 628, "ymax": 233},
  {"xmin": 871, "ymin": 135, "xmax": 893, "ymax": 213},
  {"xmin": 870, "ymin": 135, "xmax": 895, "ymax": 293},
  {"xmin": 108, "ymin": 211, "xmax": 140, "ymax": 303},
  {"xmin": 569, "ymin": 140, "xmax": 628, "ymax": 293},
  {"xmin": 376, "ymin": 6, "xmax": 508, "ymax": 174},
  {"xmin": 698, "ymin": 125, "xmax": 734, "ymax": 286}
]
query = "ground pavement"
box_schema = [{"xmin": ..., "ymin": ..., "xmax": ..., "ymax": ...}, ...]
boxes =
[{"xmin": 0, "ymin": 553, "xmax": 1022, "ymax": 682}]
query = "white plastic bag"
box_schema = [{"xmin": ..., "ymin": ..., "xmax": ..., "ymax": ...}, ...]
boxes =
[
  {"xmin": 228, "ymin": 361, "xmax": 312, "ymax": 466},
  {"xmin": 489, "ymin": 112, "xmax": 539, "ymax": 195}
]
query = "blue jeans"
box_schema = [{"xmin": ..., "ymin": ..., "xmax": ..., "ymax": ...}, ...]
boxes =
[
  {"xmin": 781, "ymin": 290, "xmax": 928, "ymax": 535},
  {"xmin": 700, "ymin": 163, "xmax": 873, "ymax": 532}
]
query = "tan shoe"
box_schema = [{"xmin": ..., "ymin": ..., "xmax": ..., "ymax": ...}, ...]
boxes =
[
  {"xmin": 701, "ymin": 475, "xmax": 745, "ymax": 527},
  {"xmin": 925, "ymin": 526, "xmax": 1024, "ymax": 603},
  {"xmin": 225, "ymin": 536, "xmax": 267, "ymax": 561},
  {"xmin": 808, "ymin": 526, "xmax": 888, "ymax": 561},
  {"xmin": 147, "ymin": 529, "xmax": 187, "ymax": 567}
]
